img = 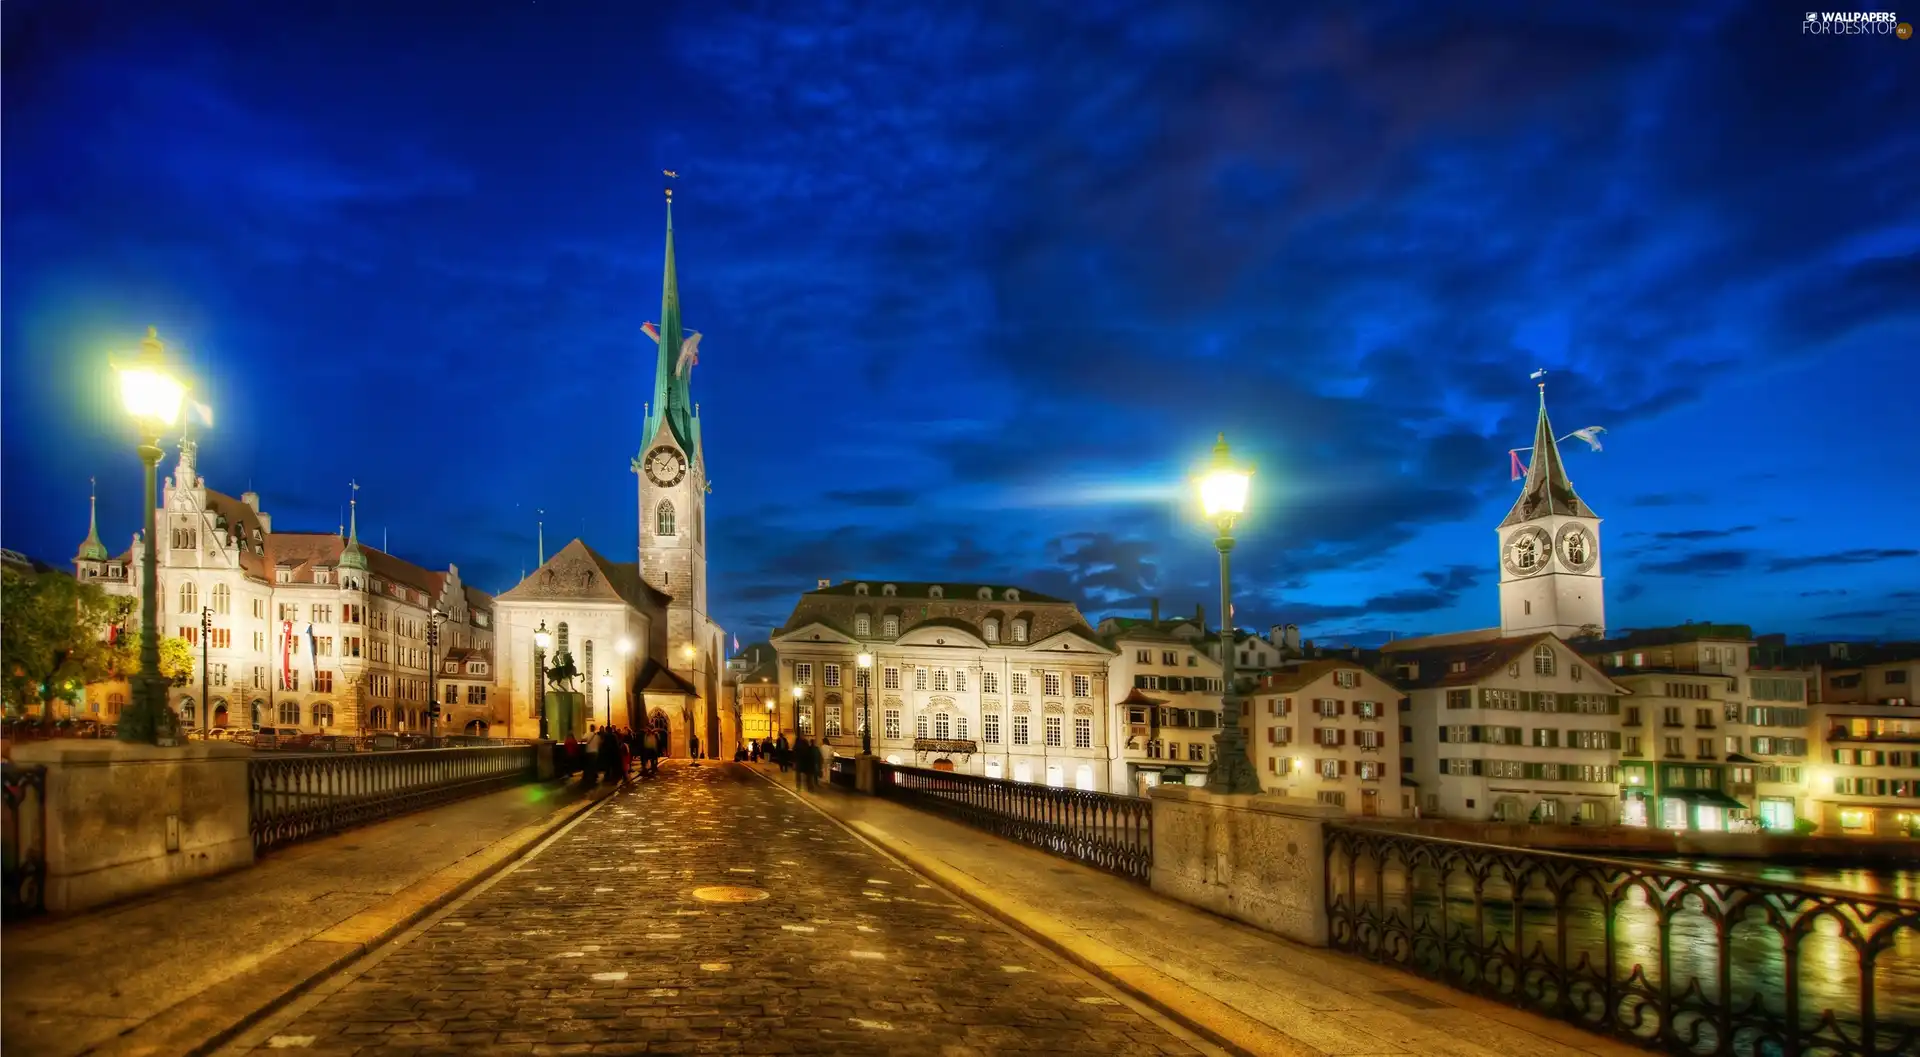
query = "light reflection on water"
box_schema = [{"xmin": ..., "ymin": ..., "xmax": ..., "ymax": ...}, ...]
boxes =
[{"xmin": 1344, "ymin": 856, "xmax": 1920, "ymax": 1055}]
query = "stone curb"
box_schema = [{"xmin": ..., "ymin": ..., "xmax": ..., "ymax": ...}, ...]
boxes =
[
  {"xmin": 93, "ymin": 781, "xmax": 617, "ymax": 1057},
  {"xmin": 744, "ymin": 767, "xmax": 1323, "ymax": 1057}
]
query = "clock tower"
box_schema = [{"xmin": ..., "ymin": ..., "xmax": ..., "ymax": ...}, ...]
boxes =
[
  {"xmin": 633, "ymin": 192, "xmax": 709, "ymax": 655},
  {"xmin": 1497, "ymin": 381, "xmax": 1605, "ymax": 639}
]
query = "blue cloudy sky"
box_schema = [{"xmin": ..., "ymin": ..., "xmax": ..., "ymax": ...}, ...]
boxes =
[{"xmin": 4, "ymin": 0, "xmax": 1917, "ymax": 647}]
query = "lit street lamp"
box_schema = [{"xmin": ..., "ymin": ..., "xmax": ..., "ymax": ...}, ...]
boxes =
[
  {"xmin": 791, "ymin": 684, "xmax": 804, "ymax": 740},
  {"xmin": 1198, "ymin": 433, "xmax": 1261, "ymax": 794},
  {"xmin": 533, "ymin": 620, "xmax": 552, "ymax": 740},
  {"xmin": 115, "ymin": 327, "xmax": 189, "ymax": 745},
  {"xmin": 856, "ymin": 652, "xmax": 874, "ymax": 756},
  {"xmin": 427, "ymin": 607, "xmax": 445, "ymax": 744},
  {"xmin": 600, "ymin": 670, "xmax": 612, "ymax": 728},
  {"xmin": 616, "ymin": 637, "xmax": 634, "ymax": 726},
  {"xmin": 199, "ymin": 606, "xmax": 212, "ymax": 733}
]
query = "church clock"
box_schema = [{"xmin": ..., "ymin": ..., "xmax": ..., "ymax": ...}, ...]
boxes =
[
  {"xmin": 1502, "ymin": 527, "xmax": 1551, "ymax": 577},
  {"xmin": 1558, "ymin": 525, "xmax": 1596, "ymax": 572},
  {"xmin": 644, "ymin": 446, "xmax": 687, "ymax": 487}
]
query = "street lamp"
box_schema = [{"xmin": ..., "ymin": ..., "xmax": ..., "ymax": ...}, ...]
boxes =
[
  {"xmin": 1198, "ymin": 433, "xmax": 1261, "ymax": 794},
  {"xmin": 115, "ymin": 327, "xmax": 189, "ymax": 745},
  {"xmin": 600, "ymin": 670, "xmax": 612, "ymax": 728},
  {"xmin": 427, "ymin": 607, "xmax": 445, "ymax": 744},
  {"xmin": 616, "ymin": 637, "xmax": 634, "ymax": 725},
  {"xmin": 533, "ymin": 619, "xmax": 552, "ymax": 740},
  {"xmin": 791, "ymin": 684, "xmax": 804, "ymax": 740},
  {"xmin": 199, "ymin": 606, "xmax": 213, "ymax": 734},
  {"xmin": 856, "ymin": 652, "xmax": 874, "ymax": 756}
]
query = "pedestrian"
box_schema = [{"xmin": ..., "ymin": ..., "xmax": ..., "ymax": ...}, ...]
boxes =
[
  {"xmin": 641, "ymin": 725, "xmax": 660, "ymax": 776},
  {"xmin": 562, "ymin": 732, "xmax": 580, "ymax": 778},
  {"xmin": 583, "ymin": 726, "xmax": 603, "ymax": 786},
  {"xmin": 775, "ymin": 734, "xmax": 791, "ymax": 773},
  {"xmin": 689, "ymin": 732, "xmax": 702, "ymax": 767},
  {"xmin": 596, "ymin": 724, "xmax": 623, "ymax": 785},
  {"xmin": 795, "ymin": 736, "xmax": 820, "ymax": 792},
  {"xmin": 748, "ymin": 739, "xmax": 760, "ymax": 763},
  {"xmin": 620, "ymin": 726, "xmax": 637, "ymax": 780}
]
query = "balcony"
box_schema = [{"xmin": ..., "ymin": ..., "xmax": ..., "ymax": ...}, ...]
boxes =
[{"xmin": 912, "ymin": 738, "xmax": 979, "ymax": 755}]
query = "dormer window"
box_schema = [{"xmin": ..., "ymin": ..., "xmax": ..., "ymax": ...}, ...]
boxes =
[
  {"xmin": 444, "ymin": 662, "xmax": 458, "ymax": 674},
  {"xmin": 467, "ymin": 661, "xmax": 488, "ymax": 676},
  {"xmin": 315, "ymin": 570, "xmax": 330, "ymax": 585},
  {"xmin": 854, "ymin": 583, "xmax": 869, "ymax": 596},
  {"xmin": 1011, "ymin": 619, "xmax": 1028, "ymax": 644},
  {"xmin": 882, "ymin": 583, "xmax": 897, "ymax": 597},
  {"xmin": 977, "ymin": 587, "xmax": 992, "ymax": 600},
  {"xmin": 1005, "ymin": 589, "xmax": 1021, "ymax": 602},
  {"xmin": 855, "ymin": 613, "xmax": 871, "ymax": 636},
  {"xmin": 1533, "ymin": 644, "xmax": 1556, "ymax": 677},
  {"xmin": 277, "ymin": 570, "xmax": 293, "ymax": 584},
  {"xmin": 929, "ymin": 585, "xmax": 944, "ymax": 600},
  {"xmin": 882, "ymin": 614, "xmax": 900, "ymax": 636},
  {"xmin": 983, "ymin": 618, "xmax": 1000, "ymax": 643}
]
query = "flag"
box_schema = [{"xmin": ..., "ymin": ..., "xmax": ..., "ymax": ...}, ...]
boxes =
[
  {"xmin": 1567, "ymin": 426, "xmax": 1607, "ymax": 452},
  {"xmin": 306, "ymin": 622, "xmax": 318, "ymax": 680},
  {"xmin": 641, "ymin": 321, "xmax": 660, "ymax": 343},
  {"xmin": 281, "ymin": 620, "xmax": 294, "ymax": 690},
  {"xmin": 1509, "ymin": 450, "xmax": 1528, "ymax": 481},
  {"xmin": 733, "ymin": 634, "xmax": 741, "ymax": 653},
  {"xmin": 1530, "ymin": 368, "xmax": 1547, "ymax": 380},
  {"xmin": 190, "ymin": 401, "xmax": 215, "ymax": 428},
  {"xmin": 676, "ymin": 332, "xmax": 702, "ymax": 377}
]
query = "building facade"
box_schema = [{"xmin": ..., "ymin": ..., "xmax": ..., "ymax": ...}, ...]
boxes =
[
  {"xmin": 1100, "ymin": 619, "xmax": 1224, "ymax": 795},
  {"xmin": 771, "ymin": 580, "xmax": 1116, "ymax": 789},
  {"xmin": 1249, "ymin": 659, "xmax": 1409, "ymax": 817},
  {"xmin": 1810, "ymin": 648, "xmax": 1920, "ymax": 836},
  {"xmin": 73, "ymin": 444, "xmax": 497, "ymax": 736}
]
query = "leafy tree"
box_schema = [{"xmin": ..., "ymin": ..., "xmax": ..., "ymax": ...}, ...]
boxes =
[
  {"xmin": 117, "ymin": 631, "xmax": 197, "ymax": 685},
  {"xmin": 1, "ymin": 567, "xmax": 122, "ymax": 722}
]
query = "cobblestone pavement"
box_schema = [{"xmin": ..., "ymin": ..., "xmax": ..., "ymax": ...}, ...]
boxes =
[{"xmin": 235, "ymin": 763, "xmax": 1205, "ymax": 1056}]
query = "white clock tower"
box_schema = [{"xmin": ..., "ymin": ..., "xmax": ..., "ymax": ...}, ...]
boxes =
[{"xmin": 1497, "ymin": 381, "xmax": 1605, "ymax": 639}]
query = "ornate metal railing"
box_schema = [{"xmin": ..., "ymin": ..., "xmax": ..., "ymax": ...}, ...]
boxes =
[
  {"xmin": 250, "ymin": 746, "xmax": 536, "ymax": 854},
  {"xmin": 828, "ymin": 755, "xmax": 856, "ymax": 789},
  {"xmin": 1324, "ymin": 825, "xmax": 1920, "ymax": 1057},
  {"xmin": 3, "ymin": 762, "xmax": 47, "ymax": 918},
  {"xmin": 877, "ymin": 762, "xmax": 1151, "ymax": 883}
]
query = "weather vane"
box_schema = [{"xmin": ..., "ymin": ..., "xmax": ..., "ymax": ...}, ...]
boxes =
[{"xmin": 664, "ymin": 168, "xmax": 677, "ymax": 201}]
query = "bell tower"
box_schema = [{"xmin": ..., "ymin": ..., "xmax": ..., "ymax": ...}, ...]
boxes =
[
  {"xmin": 1497, "ymin": 379, "xmax": 1605, "ymax": 639},
  {"xmin": 632, "ymin": 182, "xmax": 709, "ymax": 657}
]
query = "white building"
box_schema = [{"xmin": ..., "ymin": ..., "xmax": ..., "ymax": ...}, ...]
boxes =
[
  {"xmin": 73, "ymin": 444, "xmax": 497, "ymax": 736},
  {"xmin": 1249, "ymin": 659, "xmax": 1409, "ymax": 817},
  {"xmin": 487, "ymin": 197, "xmax": 730, "ymax": 756},
  {"xmin": 771, "ymin": 580, "xmax": 1116, "ymax": 790},
  {"xmin": 1810, "ymin": 648, "xmax": 1920, "ymax": 836},
  {"xmin": 1100, "ymin": 609, "xmax": 1225, "ymax": 795}
]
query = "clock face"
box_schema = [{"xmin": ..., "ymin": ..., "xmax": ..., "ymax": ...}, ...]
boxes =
[
  {"xmin": 645, "ymin": 446, "xmax": 686, "ymax": 487},
  {"xmin": 1503, "ymin": 528, "xmax": 1551, "ymax": 577},
  {"xmin": 1559, "ymin": 526, "xmax": 1596, "ymax": 571}
]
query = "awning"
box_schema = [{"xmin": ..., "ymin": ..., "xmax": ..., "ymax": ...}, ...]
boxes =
[
  {"xmin": 1725, "ymin": 752, "xmax": 1759, "ymax": 764},
  {"xmin": 1664, "ymin": 788, "xmax": 1746, "ymax": 811}
]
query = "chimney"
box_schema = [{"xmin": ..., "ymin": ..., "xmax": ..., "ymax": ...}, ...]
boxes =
[
  {"xmin": 1150, "ymin": 598, "xmax": 1161, "ymax": 626},
  {"xmin": 1285, "ymin": 624, "xmax": 1301, "ymax": 651},
  {"xmin": 241, "ymin": 490, "xmax": 260, "ymax": 513},
  {"xmin": 816, "ymin": 578, "xmax": 831, "ymax": 589},
  {"xmin": 1195, "ymin": 603, "xmax": 1205, "ymax": 631}
]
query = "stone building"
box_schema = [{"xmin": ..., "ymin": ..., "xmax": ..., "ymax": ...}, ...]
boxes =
[
  {"xmin": 771, "ymin": 580, "xmax": 1116, "ymax": 789},
  {"xmin": 1248, "ymin": 659, "xmax": 1409, "ymax": 817},
  {"xmin": 72, "ymin": 446, "xmax": 497, "ymax": 736},
  {"xmin": 1098, "ymin": 607, "xmax": 1224, "ymax": 795},
  {"xmin": 1808, "ymin": 645, "xmax": 1920, "ymax": 836},
  {"xmin": 727, "ymin": 643, "xmax": 780, "ymax": 744}
]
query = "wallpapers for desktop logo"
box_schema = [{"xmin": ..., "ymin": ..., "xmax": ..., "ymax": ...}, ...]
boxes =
[{"xmin": 1803, "ymin": 11, "xmax": 1911, "ymax": 36}]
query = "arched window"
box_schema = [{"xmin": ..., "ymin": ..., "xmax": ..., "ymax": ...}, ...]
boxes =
[
  {"xmin": 934, "ymin": 712, "xmax": 952, "ymax": 739},
  {"xmin": 983, "ymin": 618, "xmax": 1000, "ymax": 643},
  {"xmin": 107, "ymin": 692, "xmax": 127, "ymax": 718},
  {"xmin": 915, "ymin": 712, "xmax": 929, "ymax": 739},
  {"xmin": 313, "ymin": 702, "xmax": 335, "ymax": 727},
  {"xmin": 656, "ymin": 500, "xmax": 676, "ymax": 536},
  {"xmin": 178, "ymin": 580, "xmax": 197, "ymax": 614},
  {"xmin": 1533, "ymin": 644, "xmax": 1556, "ymax": 677},
  {"xmin": 179, "ymin": 698, "xmax": 196, "ymax": 726},
  {"xmin": 855, "ymin": 613, "xmax": 871, "ymax": 636},
  {"xmin": 251, "ymin": 699, "xmax": 265, "ymax": 726},
  {"xmin": 368, "ymin": 705, "xmax": 390, "ymax": 729},
  {"xmin": 882, "ymin": 614, "xmax": 899, "ymax": 637},
  {"xmin": 1011, "ymin": 619, "xmax": 1028, "ymax": 644},
  {"xmin": 211, "ymin": 699, "xmax": 230, "ymax": 727},
  {"xmin": 278, "ymin": 700, "xmax": 300, "ymax": 725},
  {"xmin": 211, "ymin": 583, "xmax": 231, "ymax": 614},
  {"xmin": 584, "ymin": 641, "xmax": 594, "ymax": 692}
]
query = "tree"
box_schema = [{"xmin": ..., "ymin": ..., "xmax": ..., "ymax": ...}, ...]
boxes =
[
  {"xmin": 1, "ymin": 567, "xmax": 123, "ymax": 722},
  {"xmin": 118, "ymin": 632, "xmax": 197, "ymax": 687}
]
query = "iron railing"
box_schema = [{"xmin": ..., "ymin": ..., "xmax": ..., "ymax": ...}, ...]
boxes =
[
  {"xmin": 829, "ymin": 755, "xmax": 856, "ymax": 789},
  {"xmin": 1325, "ymin": 825, "xmax": 1920, "ymax": 1057},
  {"xmin": 2, "ymin": 762, "xmax": 47, "ymax": 918},
  {"xmin": 250, "ymin": 745, "xmax": 535, "ymax": 854},
  {"xmin": 877, "ymin": 762, "xmax": 1151, "ymax": 883}
]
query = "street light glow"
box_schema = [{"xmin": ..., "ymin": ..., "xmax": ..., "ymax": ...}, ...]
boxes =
[
  {"xmin": 600, "ymin": 671, "xmax": 612, "ymax": 689},
  {"xmin": 617, "ymin": 638, "xmax": 634, "ymax": 655},
  {"xmin": 1198, "ymin": 433, "xmax": 1251, "ymax": 521},
  {"xmin": 791, "ymin": 685, "xmax": 802, "ymax": 699},
  {"xmin": 533, "ymin": 622, "xmax": 551, "ymax": 651},
  {"xmin": 857, "ymin": 652, "xmax": 872, "ymax": 668}
]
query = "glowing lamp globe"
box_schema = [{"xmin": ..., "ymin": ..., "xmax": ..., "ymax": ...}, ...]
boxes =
[
  {"xmin": 1197, "ymin": 433, "xmax": 1252, "ymax": 521},
  {"xmin": 616, "ymin": 638, "xmax": 634, "ymax": 656},
  {"xmin": 115, "ymin": 328, "xmax": 188, "ymax": 432},
  {"xmin": 533, "ymin": 623, "xmax": 552, "ymax": 651},
  {"xmin": 791, "ymin": 686, "xmax": 803, "ymax": 700},
  {"xmin": 856, "ymin": 652, "xmax": 872, "ymax": 669},
  {"xmin": 600, "ymin": 672, "xmax": 612, "ymax": 690}
]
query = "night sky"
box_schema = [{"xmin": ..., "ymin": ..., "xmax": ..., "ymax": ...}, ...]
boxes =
[{"xmin": 4, "ymin": 1, "xmax": 1917, "ymax": 648}]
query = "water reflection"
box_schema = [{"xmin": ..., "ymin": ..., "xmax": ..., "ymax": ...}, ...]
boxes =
[{"xmin": 1330, "ymin": 833, "xmax": 1920, "ymax": 1057}]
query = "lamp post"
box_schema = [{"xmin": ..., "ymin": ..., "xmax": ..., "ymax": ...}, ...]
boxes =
[
  {"xmin": 199, "ymin": 606, "xmax": 212, "ymax": 733},
  {"xmin": 533, "ymin": 620, "xmax": 552, "ymax": 740},
  {"xmin": 616, "ymin": 637, "xmax": 634, "ymax": 726},
  {"xmin": 426, "ymin": 607, "xmax": 444, "ymax": 744},
  {"xmin": 600, "ymin": 670, "xmax": 612, "ymax": 728},
  {"xmin": 115, "ymin": 327, "xmax": 189, "ymax": 745},
  {"xmin": 1198, "ymin": 433, "xmax": 1261, "ymax": 795},
  {"xmin": 791, "ymin": 684, "xmax": 804, "ymax": 740},
  {"xmin": 681, "ymin": 642, "xmax": 697, "ymax": 757},
  {"xmin": 856, "ymin": 652, "xmax": 874, "ymax": 756}
]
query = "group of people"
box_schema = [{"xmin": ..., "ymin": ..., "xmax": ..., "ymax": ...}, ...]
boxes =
[
  {"xmin": 560, "ymin": 723, "xmax": 677, "ymax": 784},
  {"xmin": 740, "ymin": 734, "xmax": 825, "ymax": 791}
]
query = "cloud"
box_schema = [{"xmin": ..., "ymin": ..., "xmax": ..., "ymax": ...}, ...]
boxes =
[
  {"xmin": 1646, "ymin": 526, "xmax": 1756, "ymax": 542},
  {"xmin": 821, "ymin": 488, "xmax": 920, "ymax": 508},
  {"xmin": 1629, "ymin": 493, "xmax": 1701, "ymax": 508},
  {"xmin": 1640, "ymin": 550, "xmax": 1751, "ymax": 576},
  {"xmin": 1799, "ymin": 589, "xmax": 1849, "ymax": 597},
  {"xmin": 1767, "ymin": 549, "xmax": 1919, "ymax": 573}
]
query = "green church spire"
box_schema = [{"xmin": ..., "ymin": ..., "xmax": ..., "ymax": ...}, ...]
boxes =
[
  {"xmin": 643, "ymin": 180, "xmax": 700, "ymax": 457},
  {"xmin": 78, "ymin": 477, "xmax": 109, "ymax": 562}
]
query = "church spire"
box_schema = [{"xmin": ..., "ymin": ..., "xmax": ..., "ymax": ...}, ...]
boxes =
[
  {"xmin": 1500, "ymin": 375, "xmax": 1595, "ymax": 527},
  {"xmin": 78, "ymin": 477, "xmax": 109, "ymax": 562},
  {"xmin": 340, "ymin": 480, "xmax": 369, "ymax": 571},
  {"xmin": 643, "ymin": 176, "xmax": 699, "ymax": 457}
]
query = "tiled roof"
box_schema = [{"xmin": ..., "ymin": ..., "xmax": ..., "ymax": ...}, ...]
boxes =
[
  {"xmin": 805, "ymin": 580, "xmax": 1070, "ymax": 605},
  {"xmin": 1255, "ymin": 659, "xmax": 1400, "ymax": 695},
  {"xmin": 1116, "ymin": 687, "xmax": 1166, "ymax": 707},
  {"xmin": 635, "ymin": 656, "xmax": 700, "ymax": 698},
  {"xmin": 1580, "ymin": 624, "xmax": 1756, "ymax": 651},
  {"xmin": 1379, "ymin": 631, "xmax": 1621, "ymax": 692},
  {"xmin": 202, "ymin": 489, "xmax": 269, "ymax": 577},
  {"xmin": 777, "ymin": 581, "xmax": 1098, "ymax": 647},
  {"xmin": 496, "ymin": 538, "xmax": 669, "ymax": 612}
]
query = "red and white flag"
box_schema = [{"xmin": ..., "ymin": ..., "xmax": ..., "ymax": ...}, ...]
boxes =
[
  {"xmin": 1509, "ymin": 450, "xmax": 1528, "ymax": 481},
  {"xmin": 281, "ymin": 620, "xmax": 294, "ymax": 689},
  {"xmin": 641, "ymin": 321, "xmax": 660, "ymax": 343}
]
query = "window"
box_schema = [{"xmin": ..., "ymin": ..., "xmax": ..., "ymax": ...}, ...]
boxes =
[
  {"xmin": 824, "ymin": 664, "xmax": 841, "ymax": 688},
  {"xmin": 209, "ymin": 627, "xmax": 232, "ymax": 649},
  {"xmin": 882, "ymin": 615, "xmax": 899, "ymax": 636},
  {"xmin": 279, "ymin": 602, "xmax": 298, "ymax": 622},
  {"xmin": 468, "ymin": 685, "xmax": 488, "ymax": 704},
  {"xmin": 343, "ymin": 604, "xmax": 363, "ymax": 624},
  {"xmin": 1072, "ymin": 674, "xmax": 1090, "ymax": 698},
  {"xmin": 825, "ymin": 709, "xmax": 842, "ymax": 737},
  {"xmin": 984, "ymin": 713, "xmax": 1001, "ymax": 744},
  {"xmin": 1043, "ymin": 672, "xmax": 1062, "ymax": 697},
  {"xmin": 311, "ymin": 604, "xmax": 332, "ymax": 623},
  {"xmin": 855, "ymin": 666, "xmax": 870, "ymax": 689},
  {"xmin": 933, "ymin": 669, "xmax": 949, "ymax": 691},
  {"xmin": 655, "ymin": 500, "xmax": 676, "ymax": 536},
  {"xmin": 956, "ymin": 716, "xmax": 970, "ymax": 740},
  {"xmin": 1075, "ymin": 717, "xmax": 1092, "ymax": 748},
  {"xmin": 253, "ymin": 598, "xmax": 267, "ymax": 619},
  {"xmin": 1135, "ymin": 649, "xmax": 1150, "ymax": 664},
  {"xmin": 1011, "ymin": 619, "xmax": 1028, "ymax": 643},
  {"xmin": 914, "ymin": 668, "xmax": 928, "ymax": 691},
  {"xmin": 279, "ymin": 700, "xmax": 301, "ymax": 725},
  {"xmin": 983, "ymin": 672, "xmax": 999, "ymax": 694},
  {"xmin": 794, "ymin": 662, "xmax": 813, "ymax": 685},
  {"xmin": 915, "ymin": 713, "xmax": 929, "ymax": 739},
  {"xmin": 855, "ymin": 613, "xmax": 871, "ymax": 635},
  {"xmin": 314, "ymin": 671, "xmax": 334, "ymax": 693},
  {"xmin": 344, "ymin": 636, "xmax": 363, "ymax": 658},
  {"xmin": 1533, "ymin": 644, "xmax": 1556, "ymax": 677},
  {"xmin": 1013, "ymin": 714, "xmax": 1030, "ymax": 745},
  {"xmin": 954, "ymin": 669, "xmax": 967, "ymax": 692},
  {"xmin": 984, "ymin": 618, "xmax": 1000, "ymax": 643},
  {"xmin": 1045, "ymin": 716, "xmax": 1063, "ymax": 747},
  {"xmin": 1188, "ymin": 743, "xmax": 1206, "ymax": 762},
  {"xmin": 884, "ymin": 709, "xmax": 902, "ymax": 739},
  {"xmin": 367, "ymin": 705, "xmax": 389, "ymax": 729},
  {"xmin": 210, "ymin": 583, "xmax": 230, "ymax": 614},
  {"xmin": 312, "ymin": 702, "xmax": 335, "ymax": 727},
  {"xmin": 1011, "ymin": 673, "xmax": 1029, "ymax": 695},
  {"xmin": 178, "ymin": 581, "xmax": 197, "ymax": 614},
  {"xmin": 1335, "ymin": 670, "xmax": 1358, "ymax": 689},
  {"xmin": 884, "ymin": 666, "xmax": 901, "ymax": 690},
  {"xmin": 934, "ymin": 712, "xmax": 951, "ymax": 739}
]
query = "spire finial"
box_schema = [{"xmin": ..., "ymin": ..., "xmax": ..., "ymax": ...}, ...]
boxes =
[
  {"xmin": 537, "ymin": 508, "xmax": 545, "ymax": 567},
  {"xmin": 665, "ymin": 169, "xmax": 677, "ymax": 202},
  {"xmin": 79, "ymin": 475, "xmax": 109, "ymax": 561},
  {"xmin": 340, "ymin": 480, "xmax": 370, "ymax": 570},
  {"xmin": 1531, "ymin": 368, "xmax": 1548, "ymax": 406}
]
